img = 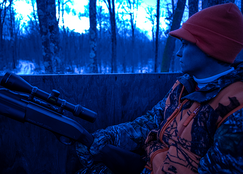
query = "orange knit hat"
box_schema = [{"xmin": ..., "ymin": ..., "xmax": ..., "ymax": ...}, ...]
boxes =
[{"xmin": 169, "ymin": 3, "xmax": 243, "ymax": 63}]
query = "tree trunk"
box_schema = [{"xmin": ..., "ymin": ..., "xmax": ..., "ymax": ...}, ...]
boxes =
[
  {"xmin": 10, "ymin": 5, "xmax": 16, "ymax": 70},
  {"xmin": 89, "ymin": 0, "xmax": 98, "ymax": 73},
  {"xmin": 127, "ymin": 0, "xmax": 136, "ymax": 73},
  {"xmin": 122, "ymin": 13, "xmax": 127, "ymax": 73},
  {"xmin": 160, "ymin": 0, "xmax": 186, "ymax": 72},
  {"xmin": 145, "ymin": 6, "xmax": 155, "ymax": 67},
  {"xmin": 189, "ymin": 0, "xmax": 198, "ymax": 17},
  {"xmin": 0, "ymin": 0, "xmax": 8, "ymax": 71},
  {"xmin": 241, "ymin": 0, "xmax": 243, "ymax": 14},
  {"xmin": 98, "ymin": 6, "xmax": 102, "ymax": 39},
  {"xmin": 107, "ymin": 0, "xmax": 117, "ymax": 73},
  {"xmin": 152, "ymin": 27, "xmax": 154, "ymax": 53},
  {"xmin": 63, "ymin": 26, "xmax": 68, "ymax": 68},
  {"xmin": 155, "ymin": 0, "xmax": 160, "ymax": 72},
  {"xmin": 172, "ymin": 0, "xmax": 175, "ymax": 14},
  {"xmin": 122, "ymin": 33, "xmax": 127, "ymax": 73},
  {"xmin": 36, "ymin": 0, "xmax": 60, "ymax": 74},
  {"xmin": 202, "ymin": 0, "xmax": 235, "ymax": 9},
  {"xmin": 0, "ymin": 13, "xmax": 4, "ymax": 71},
  {"xmin": 130, "ymin": 11, "xmax": 135, "ymax": 73},
  {"xmin": 97, "ymin": 6, "xmax": 103, "ymax": 73}
]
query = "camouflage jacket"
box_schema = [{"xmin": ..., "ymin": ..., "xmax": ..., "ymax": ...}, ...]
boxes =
[{"xmin": 90, "ymin": 62, "xmax": 243, "ymax": 174}]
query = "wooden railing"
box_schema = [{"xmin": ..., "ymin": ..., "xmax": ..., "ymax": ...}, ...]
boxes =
[{"xmin": 0, "ymin": 73, "xmax": 181, "ymax": 174}]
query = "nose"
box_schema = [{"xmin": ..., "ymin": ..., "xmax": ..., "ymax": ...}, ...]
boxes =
[{"xmin": 176, "ymin": 45, "xmax": 183, "ymax": 57}]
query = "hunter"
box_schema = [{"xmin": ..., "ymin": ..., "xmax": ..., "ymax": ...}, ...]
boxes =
[{"xmin": 76, "ymin": 3, "xmax": 243, "ymax": 174}]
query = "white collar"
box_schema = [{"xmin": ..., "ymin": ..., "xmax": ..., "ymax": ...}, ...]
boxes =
[{"xmin": 193, "ymin": 67, "xmax": 234, "ymax": 89}]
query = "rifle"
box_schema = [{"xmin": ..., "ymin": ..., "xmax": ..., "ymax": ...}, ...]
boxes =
[
  {"xmin": 0, "ymin": 72, "xmax": 146, "ymax": 174},
  {"xmin": 0, "ymin": 72, "xmax": 96, "ymax": 147}
]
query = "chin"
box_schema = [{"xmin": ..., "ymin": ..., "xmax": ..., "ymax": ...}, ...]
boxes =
[
  {"xmin": 181, "ymin": 69, "xmax": 192, "ymax": 76},
  {"xmin": 180, "ymin": 68, "xmax": 186, "ymax": 74}
]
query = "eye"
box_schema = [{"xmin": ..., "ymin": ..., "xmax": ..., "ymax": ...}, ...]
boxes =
[{"xmin": 181, "ymin": 41, "xmax": 188, "ymax": 47}]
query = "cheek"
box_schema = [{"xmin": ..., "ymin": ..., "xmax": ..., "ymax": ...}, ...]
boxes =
[
  {"xmin": 181, "ymin": 51, "xmax": 192, "ymax": 63},
  {"xmin": 182, "ymin": 49, "xmax": 198, "ymax": 64}
]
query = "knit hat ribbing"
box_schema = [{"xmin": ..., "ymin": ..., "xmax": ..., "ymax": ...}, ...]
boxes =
[{"xmin": 169, "ymin": 3, "xmax": 243, "ymax": 63}]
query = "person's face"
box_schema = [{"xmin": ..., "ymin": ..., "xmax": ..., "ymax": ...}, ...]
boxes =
[{"xmin": 176, "ymin": 40, "xmax": 209, "ymax": 76}]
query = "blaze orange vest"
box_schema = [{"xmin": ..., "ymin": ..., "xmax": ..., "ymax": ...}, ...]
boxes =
[{"xmin": 145, "ymin": 81, "xmax": 243, "ymax": 174}]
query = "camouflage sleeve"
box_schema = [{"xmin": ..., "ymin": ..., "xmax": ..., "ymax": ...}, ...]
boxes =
[
  {"xmin": 198, "ymin": 109, "xmax": 243, "ymax": 174},
  {"xmin": 89, "ymin": 92, "xmax": 169, "ymax": 155}
]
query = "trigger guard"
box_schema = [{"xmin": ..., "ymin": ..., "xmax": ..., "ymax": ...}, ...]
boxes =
[{"xmin": 54, "ymin": 133, "xmax": 75, "ymax": 145}]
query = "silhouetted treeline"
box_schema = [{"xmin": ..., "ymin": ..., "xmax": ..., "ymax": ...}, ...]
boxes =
[
  {"xmin": 3, "ymin": 20, "xmax": 167, "ymax": 73},
  {"xmin": 1, "ymin": 0, "xmax": 243, "ymax": 74}
]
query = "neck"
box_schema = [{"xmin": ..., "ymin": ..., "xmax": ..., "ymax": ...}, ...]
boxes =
[
  {"xmin": 193, "ymin": 63, "xmax": 232, "ymax": 79},
  {"xmin": 193, "ymin": 67, "xmax": 234, "ymax": 88}
]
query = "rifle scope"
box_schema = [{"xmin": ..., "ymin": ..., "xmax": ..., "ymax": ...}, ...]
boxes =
[{"xmin": 0, "ymin": 72, "xmax": 97, "ymax": 123}]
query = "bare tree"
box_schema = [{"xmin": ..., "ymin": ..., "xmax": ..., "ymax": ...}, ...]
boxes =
[
  {"xmin": 9, "ymin": 5, "xmax": 16, "ymax": 70},
  {"xmin": 57, "ymin": 0, "xmax": 73, "ymax": 28},
  {"xmin": 96, "ymin": 4, "xmax": 109, "ymax": 72},
  {"xmin": 145, "ymin": 6, "xmax": 156, "ymax": 53},
  {"xmin": 104, "ymin": 0, "xmax": 117, "ymax": 73},
  {"xmin": 36, "ymin": 0, "xmax": 60, "ymax": 74},
  {"xmin": 117, "ymin": 10, "xmax": 129, "ymax": 72},
  {"xmin": 57, "ymin": 0, "xmax": 73, "ymax": 72},
  {"xmin": 89, "ymin": 0, "xmax": 98, "ymax": 73},
  {"xmin": 189, "ymin": 0, "xmax": 198, "ymax": 17},
  {"xmin": 0, "ymin": 0, "xmax": 12, "ymax": 70},
  {"xmin": 161, "ymin": 0, "xmax": 186, "ymax": 72},
  {"xmin": 127, "ymin": 0, "xmax": 139, "ymax": 72},
  {"xmin": 96, "ymin": 5, "xmax": 107, "ymax": 39},
  {"xmin": 155, "ymin": 0, "xmax": 160, "ymax": 72}
]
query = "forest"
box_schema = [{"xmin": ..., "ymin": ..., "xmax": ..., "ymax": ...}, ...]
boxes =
[{"xmin": 0, "ymin": 0, "xmax": 242, "ymax": 74}]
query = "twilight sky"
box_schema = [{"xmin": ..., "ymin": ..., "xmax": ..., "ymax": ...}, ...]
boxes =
[{"xmin": 13, "ymin": 0, "xmax": 184, "ymax": 38}]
